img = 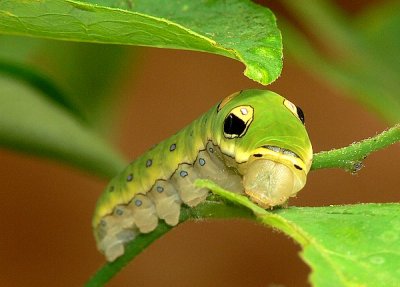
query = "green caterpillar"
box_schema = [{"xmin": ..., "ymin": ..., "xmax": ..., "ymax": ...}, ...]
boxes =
[{"xmin": 93, "ymin": 89, "xmax": 313, "ymax": 261}]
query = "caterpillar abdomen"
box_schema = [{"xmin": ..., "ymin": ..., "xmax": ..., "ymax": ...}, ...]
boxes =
[
  {"xmin": 96, "ymin": 141, "xmax": 242, "ymax": 261},
  {"xmin": 93, "ymin": 90, "xmax": 313, "ymax": 261}
]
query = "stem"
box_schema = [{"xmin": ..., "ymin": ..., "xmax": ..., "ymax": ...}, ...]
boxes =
[{"xmin": 311, "ymin": 124, "xmax": 400, "ymax": 171}]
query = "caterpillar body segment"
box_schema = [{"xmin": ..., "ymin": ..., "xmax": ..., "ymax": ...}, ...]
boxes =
[{"xmin": 93, "ymin": 90, "xmax": 313, "ymax": 261}]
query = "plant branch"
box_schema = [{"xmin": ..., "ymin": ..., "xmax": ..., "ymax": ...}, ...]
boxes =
[{"xmin": 311, "ymin": 124, "xmax": 400, "ymax": 171}]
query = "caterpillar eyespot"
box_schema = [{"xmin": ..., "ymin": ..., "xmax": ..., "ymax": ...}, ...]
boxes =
[
  {"xmin": 284, "ymin": 99, "xmax": 305, "ymax": 124},
  {"xmin": 93, "ymin": 89, "xmax": 313, "ymax": 262},
  {"xmin": 223, "ymin": 105, "xmax": 253, "ymax": 139}
]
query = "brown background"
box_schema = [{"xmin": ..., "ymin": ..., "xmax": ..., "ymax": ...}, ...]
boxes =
[{"xmin": 0, "ymin": 2, "xmax": 399, "ymax": 287}]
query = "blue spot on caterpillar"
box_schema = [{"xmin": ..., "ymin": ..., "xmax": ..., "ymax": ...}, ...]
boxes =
[{"xmin": 179, "ymin": 170, "xmax": 189, "ymax": 177}]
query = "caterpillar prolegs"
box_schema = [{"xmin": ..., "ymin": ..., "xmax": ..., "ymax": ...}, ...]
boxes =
[{"xmin": 93, "ymin": 90, "xmax": 313, "ymax": 261}]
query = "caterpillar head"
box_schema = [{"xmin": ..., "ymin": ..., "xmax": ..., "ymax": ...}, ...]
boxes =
[{"xmin": 216, "ymin": 90, "xmax": 313, "ymax": 208}]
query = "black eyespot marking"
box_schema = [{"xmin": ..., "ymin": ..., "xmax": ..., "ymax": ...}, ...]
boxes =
[
  {"xmin": 180, "ymin": 170, "xmax": 188, "ymax": 177},
  {"xmin": 253, "ymin": 154, "xmax": 263, "ymax": 158},
  {"xmin": 115, "ymin": 208, "xmax": 124, "ymax": 216},
  {"xmin": 199, "ymin": 158, "xmax": 206, "ymax": 166},
  {"xmin": 109, "ymin": 186, "xmax": 115, "ymax": 192},
  {"xmin": 296, "ymin": 106, "xmax": 305, "ymax": 124},
  {"xmin": 224, "ymin": 113, "xmax": 246, "ymax": 137},
  {"xmin": 157, "ymin": 186, "xmax": 164, "ymax": 193},
  {"xmin": 146, "ymin": 159, "xmax": 152, "ymax": 167},
  {"xmin": 135, "ymin": 199, "xmax": 142, "ymax": 207},
  {"xmin": 294, "ymin": 164, "xmax": 303, "ymax": 170},
  {"xmin": 209, "ymin": 147, "xmax": 214, "ymax": 153},
  {"xmin": 127, "ymin": 173, "xmax": 133, "ymax": 182},
  {"xmin": 169, "ymin": 143, "xmax": 176, "ymax": 151}
]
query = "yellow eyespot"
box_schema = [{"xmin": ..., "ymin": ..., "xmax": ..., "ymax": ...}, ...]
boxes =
[
  {"xmin": 284, "ymin": 99, "xmax": 305, "ymax": 124},
  {"xmin": 223, "ymin": 105, "xmax": 254, "ymax": 138}
]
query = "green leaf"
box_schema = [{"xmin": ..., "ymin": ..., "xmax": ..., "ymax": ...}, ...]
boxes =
[
  {"xmin": 356, "ymin": 2, "xmax": 400, "ymax": 75},
  {"xmin": 0, "ymin": 0, "xmax": 282, "ymax": 85},
  {"xmin": 280, "ymin": 18, "xmax": 400, "ymax": 124},
  {"xmin": 282, "ymin": 204, "xmax": 400, "ymax": 287},
  {"xmin": 0, "ymin": 35, "xmax": 43, "ymax": 62},
  {"xmin": 29, "ymin": 41, "xmax": 135, "ymax": 128},
  {"xmin": 199, "ymin": 180, "xmax": 400, "ymax": 287},
  {"xmin": 0, "ymin": 59, "xmax": 86, "ymax": 122},
  {"xmin": 0, "ymin": 74, "xmax": 127, "ymax": 178},
  {"xmin": 279, "ymin": 1, "xmax": 400, "ymax": 124},
  {"xmin": 0, "ymin": 35, "xmax": 135, "ymax": 127}
]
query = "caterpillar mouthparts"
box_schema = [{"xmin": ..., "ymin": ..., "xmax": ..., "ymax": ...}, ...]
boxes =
[
  {"xmin": 263, "ymin": 145, "xmax": 300, "ymax": 159},
  {"xmin": 243, "ymin": 159, "xmax": 300, "ymax": 208}
]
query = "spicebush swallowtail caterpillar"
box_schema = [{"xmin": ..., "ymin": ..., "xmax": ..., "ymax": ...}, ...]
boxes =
[{"xmin": 93, "ymin": 89, "xmax": 313, "ymax": 261}]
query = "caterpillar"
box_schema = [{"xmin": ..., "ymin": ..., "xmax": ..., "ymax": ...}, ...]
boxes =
[{"xmin": 93, "ymin": 89, "xmax": 313, "ymax": 261}]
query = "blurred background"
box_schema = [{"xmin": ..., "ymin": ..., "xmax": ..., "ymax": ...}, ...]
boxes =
[{"xmin": 0, "ymin": 1, "xmax": 399, "ymax": 286}]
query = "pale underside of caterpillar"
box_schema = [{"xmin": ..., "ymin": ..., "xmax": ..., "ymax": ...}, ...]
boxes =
[{"xmin": 93, "ymin": 89, "xmax": 313, "ymax": 261}]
